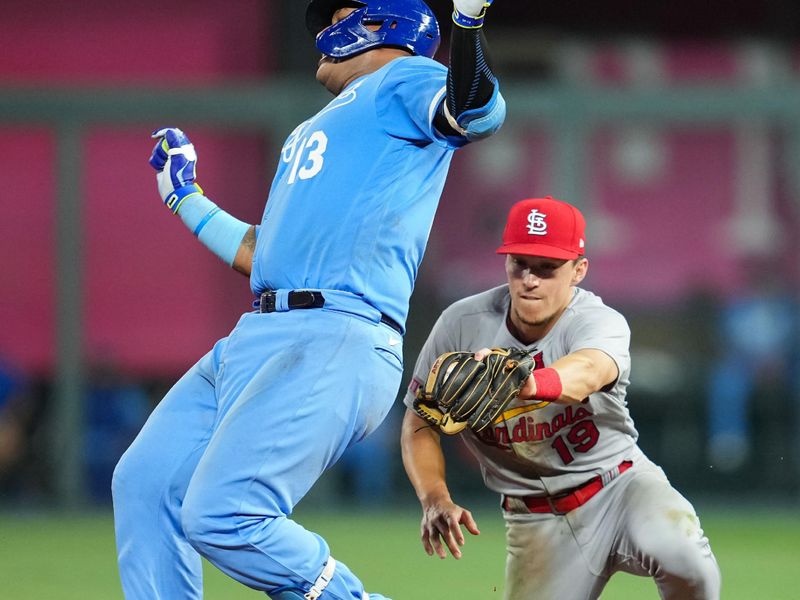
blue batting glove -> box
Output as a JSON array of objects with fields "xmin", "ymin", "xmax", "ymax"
[
  {"xmin": 453, "ymin": 0, "xmax": 493, "ymax": 28},
  {"xmin": 149, "ymin": 127, "xmax": 203, "ymax": 214}
]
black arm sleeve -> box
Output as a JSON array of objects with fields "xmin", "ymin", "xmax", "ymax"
[{"xmin": 433, "ymin": 26, "xmax": 499, "ymax": 136}]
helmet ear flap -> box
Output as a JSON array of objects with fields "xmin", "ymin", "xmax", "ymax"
[{"xmin": 306, "ymin": 0, "xmax": 367, "ymax": 36}]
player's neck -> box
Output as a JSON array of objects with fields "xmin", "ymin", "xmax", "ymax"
[{"xmin": 507, "ymin": 312, "xmax": 542, "ymax": 345}]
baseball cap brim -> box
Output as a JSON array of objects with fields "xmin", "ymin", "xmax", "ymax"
[{"xmin": 496, "ymin": 242, "xmax": 580, "ymax": 260}]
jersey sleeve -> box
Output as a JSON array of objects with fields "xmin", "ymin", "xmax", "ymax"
[
  {"xmin": 402, "ymin": 311, "xmax": 459, "ymax": 410},
  {"xmin": 375, "ymin": 57, "xmax": 469, "ymax": 150},
  {"xmin": 565, "ymin": 305, "xmax": 631, "ymax": 386}
]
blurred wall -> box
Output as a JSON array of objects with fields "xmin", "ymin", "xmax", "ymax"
[
  {"xmin": 0, "ymin": 0, "xmax": 274, "ymax": 375},
  {"xmin": 0, "ymin": 1, "xmax": 798, "ymax": 505}
]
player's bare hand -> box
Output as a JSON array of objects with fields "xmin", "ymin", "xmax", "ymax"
[{"xmin": 420, "ymin": 499, "xmax": 480, "ymax": 559}]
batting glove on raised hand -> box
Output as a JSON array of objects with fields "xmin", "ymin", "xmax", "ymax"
[
  {"xmin": 149, "ymin": 127, "xmax": 203, "ymax": 214},
  {"xmin": 453, "ymin": 0, "xmax": 493, "ymax": 28}
]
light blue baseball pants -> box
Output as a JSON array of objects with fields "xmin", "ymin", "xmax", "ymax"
[{"xmin": 112, "ymin": 294, "xmax": 402, "ymax": 599}]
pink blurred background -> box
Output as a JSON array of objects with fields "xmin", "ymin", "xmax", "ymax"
[{"xmin": 1, "ymin": 0, "xmax": 798, "ymax": 379}]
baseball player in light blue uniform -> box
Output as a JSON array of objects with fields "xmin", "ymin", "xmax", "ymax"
[{"xmin": 111, "ymin": 1, "xmax": 505, "ymax": 599}]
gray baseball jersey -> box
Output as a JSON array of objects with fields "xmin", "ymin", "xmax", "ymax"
[
  {"xmin": 404, "ymin": 284, "xmax": 639, "ymax": 496},
  {"xmin": 404, "ymin": 284, "xmax": 721, "ymax": 599}
]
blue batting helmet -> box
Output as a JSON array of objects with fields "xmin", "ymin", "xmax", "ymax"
[{"xmin": 306, "ymin": 0, "xmax": 440, "ymax": 60}]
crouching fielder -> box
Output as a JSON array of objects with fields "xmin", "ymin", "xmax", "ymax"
[{"xmin": 401, "ymin": 197, "xmax": 721, "ymax": 599}]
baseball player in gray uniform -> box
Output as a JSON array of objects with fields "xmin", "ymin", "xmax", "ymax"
[{"xmin": 401, "ymin": 197, "xmax": 721, "ymax": 599}]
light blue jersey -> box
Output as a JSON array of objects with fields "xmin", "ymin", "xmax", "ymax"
[
  {"xmin": 115, "ymin": 55, "xmax": 494, "ymax": 600},
  {"xmin": 251, "ymin": 56, "xmax": 466, "ymax": 330}
]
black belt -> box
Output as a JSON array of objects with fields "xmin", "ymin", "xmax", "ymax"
[{"xmin": 258, "ymin": 290, "xmax": 402, "ymax": 335}]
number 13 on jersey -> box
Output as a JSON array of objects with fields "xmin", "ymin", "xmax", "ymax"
[{"xmin": 283, "ymin": 129, "xmax": 328, "ymax": 185}]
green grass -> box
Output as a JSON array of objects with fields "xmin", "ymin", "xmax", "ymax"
[{"xmin": 0, "ymin": 507, "xmax": 798, "ymax": 599}]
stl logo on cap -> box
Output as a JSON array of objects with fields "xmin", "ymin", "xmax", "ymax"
[
  {"xmin": 526, "ymin": 209, "xmax": 547, "ymax": 236},
  {"xmin": 496, "ymin": 197, "xmax": 587, "ymax": 260}
]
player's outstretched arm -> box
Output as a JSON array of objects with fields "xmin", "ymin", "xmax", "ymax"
[
  {"xmin": 401, "ymin": 409, "xmax": 480, "ymax": 559},
  {"xmin": 434, "ymin": 0, "xmax": 505, "ymax": 141},
  {"xmin": 149, "ymin": 127, "xmax": 255, "ymax": 276},
  {"xmin": 474, "ymin": 347, "xmax": 619, "ymax": 405}
]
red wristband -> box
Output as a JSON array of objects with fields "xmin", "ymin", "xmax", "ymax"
[{"xmin": 532, "ymin": 368, "xmax": 562, "ymax": 401}]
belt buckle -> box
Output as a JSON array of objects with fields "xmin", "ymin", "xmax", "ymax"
[{"xmin": 259, "ymin": 291, "xmax": 277, "ymax": 313}]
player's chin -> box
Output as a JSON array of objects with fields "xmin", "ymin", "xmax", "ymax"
[
  {"xmin": 515, "ymin": 303, "xmax": 550, "ymax": 327},
  {"xmin": 315, "ymin": 60, "xmax": 340, "ymax": 90},
  {"xmin": 315, "ymin": 54, "xmax": 328, "ymax": 70},
  {"xmin": 317, "ymin": 54, "xmax": 343, "ymax": 72},
  {"xmin": 520, "ymin": 314, "xmax": 549, "ymax": 328}
]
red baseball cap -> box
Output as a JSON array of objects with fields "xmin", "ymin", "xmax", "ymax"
[{"xmin": 496, "ymin": 197, "xmax": 586, "ymax": 259}]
